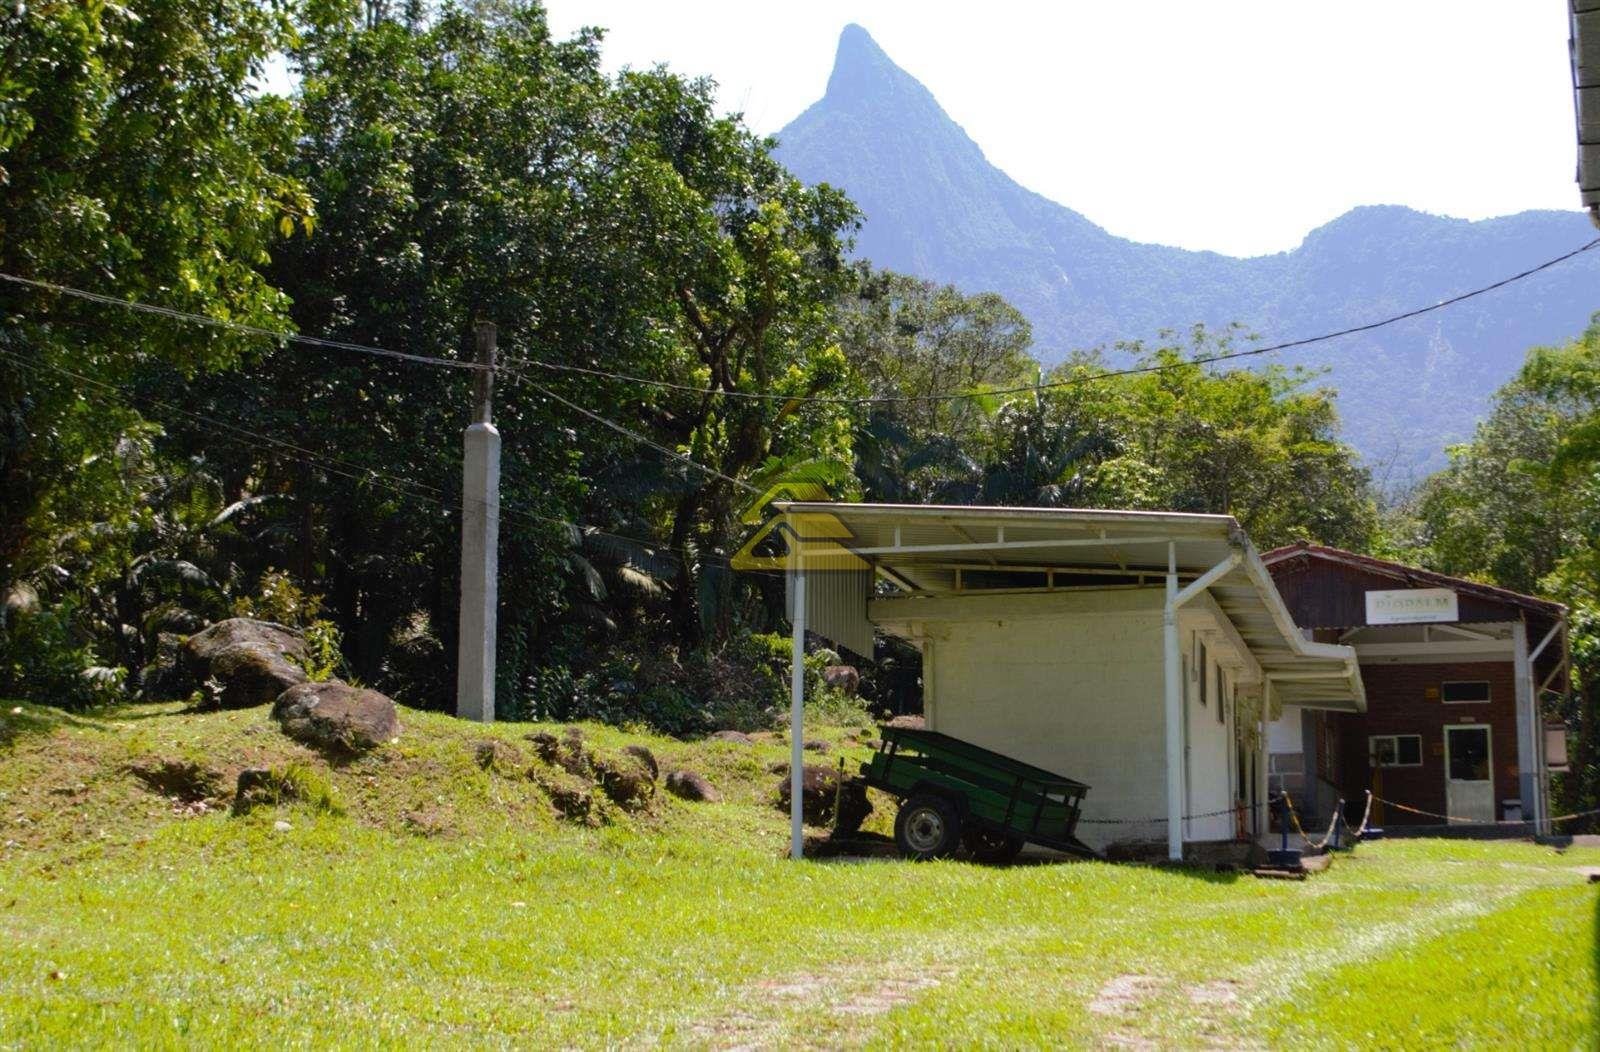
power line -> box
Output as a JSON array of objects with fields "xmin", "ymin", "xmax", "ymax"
[
  {"xmin": 527, "ymin": 380, "xmax": 761, "ymax": 494},
  {"xmin": 506, "ymin": 234, "xmax": 1600, "ymax": 405},
  {"xmin": 0, "ymin": 346, "xmax": 755, "ymax": 573},
  {"xmin": 0, "ymin": 272, "xmax": 490, "ymax": 372}
]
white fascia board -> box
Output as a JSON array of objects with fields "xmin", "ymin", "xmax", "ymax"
[
  {"xmin": 773, "ymin": 501, "xmax": 1237, "ymax": 543},
  {"xmin": 1239, "ymin": 543, "xmax": 1366, "ymax": 712}
]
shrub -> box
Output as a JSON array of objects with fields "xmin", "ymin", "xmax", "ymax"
[{"xmin": 0, "ymin": 600, "xmax": 120, "ymax": 710}]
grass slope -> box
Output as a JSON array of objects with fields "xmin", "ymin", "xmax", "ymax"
[{"xmin": 2, "ymin": 701, "xmax": 1596, "ymax": 1048}]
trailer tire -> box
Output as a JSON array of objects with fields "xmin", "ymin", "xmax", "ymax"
[
  {"xmin": 963, "ymin": 826, "xmax": 1025, "ymax": 865},
  {"xmin": 895, "ymin": 794, "xmax": 963, "ymax": 860}
]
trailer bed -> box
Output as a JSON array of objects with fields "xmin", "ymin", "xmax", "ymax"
[{"xmin": 861, "ymin": 726, "xmax": 1099, "ymax": 860}]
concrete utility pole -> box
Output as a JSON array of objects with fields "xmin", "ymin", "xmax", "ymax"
[{"xmin": 456, "ymin": 321, "xmax": 499, "ymax": 722}]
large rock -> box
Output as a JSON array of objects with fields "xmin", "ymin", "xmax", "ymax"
[
  {"xmin": 273, "ymin": 681, "xmax": 399, "ymax": 752},
  {"xmin": 208, "ymin": 643, "xmax": 307, "ymax": 709},
  {"xmin": 182, "ymin": 618, "xmax": 305, "ymax": 678},
  {"xmin": 774, "ymin": 764, "xmax": 842, "ymax": 825},
  {"xmin": 665, "ymin": 769, "xmax": 721, "ymax": 803},
  {"xmin": 182, "ymin": 619, "xmax": 309, "ymax": 708}
]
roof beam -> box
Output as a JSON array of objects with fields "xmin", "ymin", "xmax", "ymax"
[{"xmin": 844, "ymin": 535, "xmax": 1173, "ymax": 557}]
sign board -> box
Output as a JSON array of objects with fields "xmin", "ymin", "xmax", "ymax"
[{"xmin": 1365, "ymin": 588, "xmax": 1458, "ymax": 625}]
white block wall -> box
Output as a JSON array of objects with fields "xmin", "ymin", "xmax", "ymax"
[{"xmin": 903, "ymin": 588, "xmax": 1237, "ymax": 851}]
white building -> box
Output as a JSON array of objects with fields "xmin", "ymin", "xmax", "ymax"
[{"xmin": 777, "ymin": 503, "xmax": 1365, "ymax": 860}]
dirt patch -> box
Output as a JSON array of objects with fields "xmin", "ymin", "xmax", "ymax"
[
  {"xmin": 125, "ymin": 759, "xmax": 225, "ymax": 803},
  {"xmin": 1089, "ymin": 974, "xmax": 1160, "ymax": 1015},
  {"xmin": 693, "ymin": 961, "xmax": 954, "ymax": 1047},
  {"xmin": 1186, "ymin": 979, "xmax": 1242, "ymax": 1006}
]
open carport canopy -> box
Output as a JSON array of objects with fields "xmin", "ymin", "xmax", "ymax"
[{"xmin": 775, "ymin": 502, "xmax": 1365, "ymax": 712}]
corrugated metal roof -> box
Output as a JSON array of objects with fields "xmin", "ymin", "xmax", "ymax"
[
  {"xmin": 774, "ymin": 502, "xmax": 1366, "ymax": 712},
  {"xmin": 1572, "ymin": 2, "xmax": 1600, "ymax": 218}
]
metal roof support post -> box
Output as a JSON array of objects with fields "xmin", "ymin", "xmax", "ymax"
[
  {"xmin": 1512, "ymin": 619, "xmax": 1542, "ymax": 834},
  {"xmin": 1257, "ymin": 688, "xmax": 1271, "ymax": 843},
  {"xmin": 1164, "ymin": 542, "xmax": 1184, "ymax": 861},
  {"xmin": 790, "ymin": 565, "xmax": 807, "ymax": 861}
]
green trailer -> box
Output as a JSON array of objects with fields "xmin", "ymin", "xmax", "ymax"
[{"xmin": 861, "ymin": 725, "xmax": 1099, "ymax": 863}]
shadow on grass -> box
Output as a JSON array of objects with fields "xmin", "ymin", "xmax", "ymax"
[{"xmin": 0, "ymin": 703, "xmax": 120, "ymax": 750}]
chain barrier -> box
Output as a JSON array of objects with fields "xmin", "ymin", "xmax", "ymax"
[
  {"xmin": 1369, "ymin": 795, "xmax": 1600, "ymax": 828},
  {"xmin": 1076, "ymin": 804, "xmax": 1247, "ymax": 826}
]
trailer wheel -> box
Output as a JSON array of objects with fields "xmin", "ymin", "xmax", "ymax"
[
  {"xmin": 895, "ymin": 794, "xmax": 962, "ymax": 860},
  {"xmin": 963, "ymin": 827, "xmax": 1025, "ymax": 865}
]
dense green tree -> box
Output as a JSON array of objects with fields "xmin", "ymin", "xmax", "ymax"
[
  {"xmin": 1067, "ymin": 330, "xmax": 1378, "ymax": 551},
  {"xmin": 0, "ymin": 0, "xmax": 309, "ymax": 699},
  {"xmin": 842, "ymin": 269, "xmax": 1035, "ymax": 503},
  {"xmin": 1406, "ymin": 318, "xmax": 1600, "ymax": 826}
]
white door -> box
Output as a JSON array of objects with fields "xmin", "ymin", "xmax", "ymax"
[{"xmin": 1445, "ymin": 725, "xmax": 1494, "ymax": 824}]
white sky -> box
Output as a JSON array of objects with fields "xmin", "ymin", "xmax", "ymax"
[{"xmin": 544, "ymin": 1, "xmax": 1581, "ymax": 258}]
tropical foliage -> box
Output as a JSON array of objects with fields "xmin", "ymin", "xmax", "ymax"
[
  {"xmin": 0, "ymin": 0, "xmax": 1534, "ymax": 746},
  {"xmin": 1396, "ymin": 317, "xmax": 1600, "ymax": 824}
]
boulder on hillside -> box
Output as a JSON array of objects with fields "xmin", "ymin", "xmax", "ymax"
[
  {"xmin": 773, "ymin": 763, "xmax": 842, "ymax": 825},
  {"xmin": 182, "ymin": 619, "xmax": 309, "ymax": 709},
  {"xmin": 182, "ymin": 618, "xmax": 306, "ymax": 678},
  {"xmin": 822, "ymin": 665, "xmax": 860, "ymax": 695},
  {"xmin": 664, "ymin": 769, "xmax": 721, "ymax": 803},
  {"xmin": 709, "ymin": 730, "xmax": 754, "ymax": 746},
  {"xmin": 273, "ymin": 681, "xmax": 399, "ymax": 753},
  {"xmin": 208, "ymin": 643, "xmax": 307, "ymax": 709}
]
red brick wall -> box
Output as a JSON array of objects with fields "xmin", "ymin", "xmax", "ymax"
[{"xmin": 1330, "ymin": 661, "xmax": 1520, "ymax": 824}]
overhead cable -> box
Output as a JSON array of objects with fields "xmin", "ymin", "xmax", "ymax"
[
  {"xmin": 527, "ymin": 381, "xmax": 760, "ymax": 494},
  {"xmin": 507, "ymin": 235, "xmax": 1600, "ymax": 405},
  {"xmin": 0, "ymin": 346, "xmax": 754, "ymax": 572},
  {"xmin": 0, "ymin": 272, "xmax": 489, "ymax": 372}
]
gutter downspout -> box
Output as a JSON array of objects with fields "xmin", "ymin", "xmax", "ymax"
[{"xmin": 1165, "ymin": 547, "xmax": 1243, "ymax": 861}]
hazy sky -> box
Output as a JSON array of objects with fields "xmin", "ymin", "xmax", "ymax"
[{"xmin": 543, "ymin": 2, "xmax": 1580, "ymax": 258}]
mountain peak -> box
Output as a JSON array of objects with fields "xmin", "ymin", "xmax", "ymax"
[{"xmin": 825, "ymin": 24, "xmax": 926, "ymax": 107}]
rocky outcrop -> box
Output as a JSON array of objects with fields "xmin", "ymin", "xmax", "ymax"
[
  {"xmin": 709, "ymin": 730, "xmax": 754, "ymax": 745},
  {"xmin": 183, "ymin": 619, "xmax": 305, "ymax": 676},
  {"xmin": 209, "ymin": 643, "xmax": 307, "ymax": 708},
  {"xmin": 181, "ymin": 619, "xmax": 308, "ymax": 709},
  {"xmin": 664, "ymin": 770, "xmax": 721, "ymax": 803},
  {"xmin": 273, "ymin": 681, "xmax": 399, "ymax": 753},
  {"xmin": 774, "ymin": 764, "xmax": 841, "ymax": 825}
]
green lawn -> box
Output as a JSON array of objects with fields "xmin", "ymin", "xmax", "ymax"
[{"xmin": 1, "ymin": 701, "xmax": 1595, "ymax": 1049}]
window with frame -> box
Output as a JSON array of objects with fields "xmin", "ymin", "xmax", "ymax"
[
  {"xmin": 1441, "ymin": 681, "xmax": 1491, "ymax": 704},
  {"xmin": 1197, "ymin": 641, "xmax": 1208, "ymax": 708},
  {"xmin": 1216, "ymin": 665, "xmax": 1226, "ymax": 724},
  {"xmin": 1370, "ymin": 734, "xmax": 1423, "ymax": 768}
]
